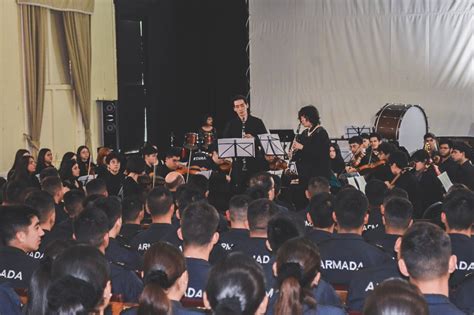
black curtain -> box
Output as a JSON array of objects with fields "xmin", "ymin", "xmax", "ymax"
[{"xmin": 115, "ymin": 0, "xmax": 249, "ymax": 155}]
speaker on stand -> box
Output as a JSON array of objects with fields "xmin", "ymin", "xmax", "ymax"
[{"xmin": 101, "ymin": 101, "xmax": 119, "ymax": 151}]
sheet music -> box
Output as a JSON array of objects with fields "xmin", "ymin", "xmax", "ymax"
[
  {"xmin": 437, "ymin": 172, "xmax": 453, "ymax": 192},
  {"xmin": 198, "ymin": 170, "xmax": 213, "ymax": 179},
  {"xmin": 267, "ymin": 170, "xmax": 284, "ymax": 177},
  {"xmin": 347, "ymin": 177, "xmax": 359, "ymax": 190},
  {"xmin": 217, "ymin": 138, "xmax": 255, "ymax": 158},
  {"xmin": 355, "ymin": 175, "xmax": 367, "ymax": 193},
  {"xmin": 258, "ymin": 134, "xmax": 285, "ymax": 156}
]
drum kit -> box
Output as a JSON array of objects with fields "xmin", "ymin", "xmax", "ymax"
[{"xmin": 183, "ymin": 131, "xmax": 215, "ymax": 151}]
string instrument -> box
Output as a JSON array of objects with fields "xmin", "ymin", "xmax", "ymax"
[
  {"xmin": 386, "ymin": 166, "xmax": 413, "ymax": 189},
  {"xmin": 218, "ymin": 159, "xmax": 232, "ymax": 172},
  {"xmin": 355, "ymin": 160, "xmax": 385, "ymax": 175},
  {"xmin": 349, "ymin": 147, "xmax": 366, "ymax": 168},
  {"xmin": 268, "ymin": 156, "xmax": 288, "ymax": 171},
  {"xmin": 176, "ymin": 165, "xmax": 206, "ymax": 176}
]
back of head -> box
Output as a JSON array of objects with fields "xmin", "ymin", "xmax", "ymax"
[
  {"xmin": 187, "ymin": 174, "xmax": 209, "ymax": 194},
  {"xmin": 39, "ymin": 167, "xmax": 59, "ymax": 181},
  {"xmin": 334, "ymin": 189, "xmax": 368, "ymax": 230},
  {"xmin": 175, "ymin": 183, "xmax": 205, "ymax": 211},
  {"xmin": 383, "ymin": 187, "xmax": 409, "ymax": 205},
  {"xmin": 267, "ymin": 214, "xmax": 304, "ymax": 252},
  {"xmin": 41, "ymin": 176, "xmax": 63, "ymax": 198},
  {"xmin": 378, "ymin": 142, "xmax": 394, "ymax": 155},
  {"xmin": 63, "ymin": 189, "xmax": 85, "ymax": 218},
  {"xmin": 442, "ymin": 188, "xmax": 474, "ymax": 231},
  {"xmin": 248, "ymin": 172, "xmax": 274, "ymax": 196},
  {"xmin": 93, "ymin": 196, "xmax": 122, "ymax": 231},
  {"xmin": 73, "ymin": 207, "xmax": 109, "ymax": 248},
  {"xmin": 164, "ymin": 171, "xmax": 185, "ymax": 191},
  {"xmin": 389, "ymin": 151, "xmax": 409, "ymax": 169},
  {"xmin": 400, "ymin": 222, "xmax": 451, "ymax": 281},
  {"xmin": 384, "ymin": 197, "xmax": 413, "ymax": 231},
  {"xmin": 139, "ymin": 242, "xmax": 187, "ymax": 315},
  {"xmin": 122, "ymin": 196, "xmax": 144, "ymax": 223},
  {"xmin": 228, "ymin": 194, "xmax": 251, "ymax": 223},
  {"xmin": 181, "ymin": 201, "xmax": 219, "ymax": 247},
  {"xmin": 146, "ymin": 186, "xmax": 173, "ymax": 217},
  {"xmin": 308, "ymin": 192, "xmax": 335, "ymax": 229},
  {"xmin": 24, "ymin": 190, "xmax": 55, "ymax": 226},
  {"xmin": 365, "ymin": 179, "xmax": 388, "ymax": 207},
  {"xmin": 206, "ymin": 252, "xmax": 266, "ymax": 315},
  {"xmin": 306, "ymin": 176, "xmax": 330, "ymax": 197},
  {"xmin": 247, "ymin": 199, "xmax": 280, "ymax": 232},
  {"xmin": 48, "ymin": 245, "xmax": 110, "ymax": 314},
  {"xmin": 0, "ymin": 205, "xmax": 38, "ymax": 246},
  {"xmin": 85, "ymin": 178, "xmax": 107, "ymax": 196},
  {"xmin": 275, "ymin": 238, "xmax": 321, "ymax": 315},
  {"xmin": 363, "ymin": 278, "xmax": 428, "ymax": 315},
  {"xmin": 4, "ymin": 180, "xmax": 29, "ymax": 204}
]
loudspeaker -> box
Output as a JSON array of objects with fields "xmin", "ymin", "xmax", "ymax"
[{"xmin": 101, "ymin": 101, "xmax": 119, "ymax": 150}]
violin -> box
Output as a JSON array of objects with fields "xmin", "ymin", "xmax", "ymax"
[
  {"xmin": 218, "ymin": 160, "xmax": 232, "ymax": 172},
  {"xmin": 355, "ymin": 160, "xmax": 385, "ymax": 175},
  {"xmin": 176, "ymin": 165, "xmax": 206, "ymax": 176},
  {"xmin": 268, "ymin": 157, "xmax": 288, "ymax": 171}
]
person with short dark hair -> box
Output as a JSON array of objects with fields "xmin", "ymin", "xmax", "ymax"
[
  {"xmin": 268, "ymin": 238, "xmax": 345, "ymax": 315},
  {"xmin": 364, "ymin": 133, "xmax": 382, "ymax": 165},
  {"xmin": 318, "ymin": 189, "xmax": 390, "ymax": 285},
  {"xmin": 119, "ymin": 196, "xmax": 145, "ymax": 244},
  {"xmin": 223, "ymin": 95, "xmax": 268, "ymax": 193},
  {"xmin": 249, "ymin": 171, "xmax": 277, "ymax": 201},
  {"xmin": 95, "ymin": 197, "xmax": 142, "ymax": 271},
  {"xmin": 363, "ymin": 179, "xmax": 388, "ymax": 242},
  {"xmin": 178, "ymin": 201, "xmax": 220, "ymax": 301},
  {"xmin": 141, "ymin": 143, "xmax": 159, "ymax": 176},
  {"xmin": 219, "ymin": 194, "xmax": 251, "ymax": 252},
  {"xmin": 39, "ymin": 166, "xmax": 59, "ymax": 182},
  {"xmin": 0, "ymin": 205, "xmax": 44, "ymax": 288},
  {"xmin": 386, "ymin": 151, "xmax": 418, "ymax": 213},
  {"xmin": 423, "ymin": 132, "xmax": 438, "ymax": 157},
  {"xmin": 73, "ymin": 206, "xmax": 143, "ymax": 302},
  {"xmin": 398, "ymin": 222, "xmax": 464, "ymax": 315},
  {"xmin": 363, "ymin": 278, "xmax": 428, "ymax": 315},
  {"xmin": 451, "ymin": 141, "xmax": 474, "ymax": 190},
  {"xmin": 441, "ymin": 189, "xmax": 474, "ymax": 287},
  {"xmin": 164, "ymin": 171, "xmax": 185, "ymax": 192},
  {"xmin": 41, "ymin": 175, "xmax": 68, "ymax": 225},
  {"xmin": 98, "ymin": 152, "xmax": 125, "ymax": 196},
  {"xmin": 24, "ymin": 190, "xmax": 56, "ymax": 259},
  {"xmin": 205, "ymin": 252, "xmax": 268, "ymax": 315},
  {"xmin": 232, "ymin": 199, "xmax": 280, "ymax": 295},
  {"xmin": 438, "ymin": 139, "xmax": 458, "ymax": 179},
  {"xmin": 367, "ymin": 142, "xmax": 395, "ymax": 183},
  {"xmin": 121, "ymin": 156, "xmax": 146, "ymax": 199},
  {"xmin": 131, "ymin": 187, "xmax": 180, "ymax": 254},
  {"xmin": 85, "ymin": 178, "xmax": 108, "ymax": 197},
  {"xmin": 292, "ymin": 105, "xmax": 332, "ymax": 187},
  {"xmin": 306, "ymin": 192, "xmax": 335, "ymax": 244},
  {"xmin": 156, "ymin": 149, "xmax": 181, "ymax": 179}
]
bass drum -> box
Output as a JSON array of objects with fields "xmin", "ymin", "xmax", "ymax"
[{"xmin": 374, "ymin": 104, "xmax": 428, "ymax": 153}]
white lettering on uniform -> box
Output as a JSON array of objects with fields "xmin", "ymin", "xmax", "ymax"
[
  {"xmin": 220, "ymin": 243, "xmax": 232, "ymax": 251},
  {"xmin": 138, "ymin": 243, "xmax": 150, "ymax": 251},
  {"xmin": 0, "ymin": 270, "xmax": 22, "ymax": 280},
  {"xmin": 186, "ymin": 287, "xmax": 203, "ymax": 298},
  {"xmin": 253, "ymin": 255, "xmax": 270, "ymax": 264},
  {"xmin": 28, "ymin": 251, "xmax": 44, "ymax": 259},
  {"xmin": 321, "ymin": 260, "xmax": 363, "ymax": 271},
  {"xmin": 365, "ymin": 282, "xmax": 375, "ymax": 292},
  {"xmin": 457, "ymin": 261, "xmax": 474, "ymax": 271}
]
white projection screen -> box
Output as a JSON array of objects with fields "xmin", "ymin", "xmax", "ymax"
[{"xmin": 248, "ymin": 0, "xmax": 473, "ymax": 141}]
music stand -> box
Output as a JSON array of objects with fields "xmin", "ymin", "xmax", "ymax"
[
  {"xmin": 258, "ymin": 134, "xmax": 285, "ymax": 156},
  {"xmin": 217, "ymin": 138, "xmax": 255, "ymax": 159},
  {"xmin": 269, "ymin": 129, "xmax": 295, "ymax": 159}
]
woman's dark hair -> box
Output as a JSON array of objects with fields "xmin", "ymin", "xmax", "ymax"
[
  {"xmin": 37, "ymin": 148, "xmax": 52, "ymax": 174},
  {"xmin": 201, "ymin": 113, "xmax": 214, "ymax": 126},
  {"xmin": 363, "ymin": 278, "xmax": 428, "ymax": 315},
  {"xmin": 76, "ymin": 145, "xmax": 91, "ymax": 162},
  {"xmin": 9, "ymin": 149, "xmax": 30, "ymax": 173},
  {"xmin": 329, "ymin": 143, "xmax": 342, "ymax": 159},
  {"xmin": 59, "ymin": 159, "xmax": 78, "ymax": 181},
  {"xmin": 26, "ymin": 240, "xmax": 77, "ymax": 315},
  {"xmin": 274, "ymin": 238, "xmax": 321, "ymax": 315},
  {"xmin": 12, "ymin": 155, "xmax": 34, "ymax": 183},
  {"xmin": 47, "ymin": 245, "xmax": 110, "ymax": 314},
  {"xmin": 298, "ymin": 105, "xmax": 320, "ymax": 126},
  {"xmin": 59, "ymin": 152, "xmax": 76, "ymax": 172},
  {"xmin": 139, "ymin": 242, "xmax": 187, "ymax": 315},
  {"xmin": 206, "ymin": 252, "xmax": 266, "ymax": 315}
]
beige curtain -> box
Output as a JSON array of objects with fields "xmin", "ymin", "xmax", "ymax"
[
  {"xmin": 62, "ymin": 11, "xmax": 92, "ymax": 149},
  {"xmin": 17, "ymin": 0, "xmax": 94, "ymax": 15},
  {"xmin": 21, "ymin": 5, "xmax": 47, "ymax": 157}
]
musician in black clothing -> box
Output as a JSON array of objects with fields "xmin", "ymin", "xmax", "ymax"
[
  {"xmin": 361, "ymin": 133, "xmax": 382, "ymax": 165},
  {"xmin": 141, "ymin": 143, "xmax": 159, "ymax": 176},
  {"xmin": 291, "ymin": 105, "xmax": 331, "ymax": 186},
  {"xmin": 438, "ymin": 139, "xmax": 457, "ymax": 180},
  {"xmin": 386, "ymin": 151, "xmax": 419, "ymax": 217},
  {"xmin": 451, "ymin": 141, "xmax": 474, "ymax": 191},
  {"xmin": 155, "ymin": 149, "xmax": 181, "ymax": 179},
  {"xmin": 222, "ymin": 95, "xmax": 267, "ymax": 192},
  {"xmin": 98, "ymin": 152, "xmax": 125, "ymax": 196},
  {"xmin": 368, "ymin": 142, "xmax": 395, "ymax": 183},
  {"xmin": 121, "ymin": 156, "xmax": 145, "ymax": 199}
]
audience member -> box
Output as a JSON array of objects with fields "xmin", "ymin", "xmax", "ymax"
[{"xmin": 306, "ymin": 192, "xmax": 335, "ymax": 244}]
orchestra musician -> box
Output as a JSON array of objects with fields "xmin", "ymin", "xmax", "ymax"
[
  {"xmin": 291, "ymin": 105, "xmax": 331, "ymax": 186},
  {"xmin": 141, "ymin": 143, "xmax": 159, "ymax": 176},
  {"xmin": 361, "ymin": 132, "xmax": 382, "ymax": 165},
  {"xmin": 223, "ymin": 95, "xmax": 267, "ymax": 192},
  {"xmin": 155, "ymin": 149, "xmax": 182, "ymax": 179},
  {"xmin": 198, "ymin": 113, "xmax": 217, "ymax": 150},
  {"xmin": 423, "ymin": 132, "xmax": 438, "ymax": 157},
  {"xmin": 345, "ymin": 136, "xmax": 365, "ymax": 173}
]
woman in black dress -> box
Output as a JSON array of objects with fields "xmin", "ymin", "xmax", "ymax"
[
  {"xmin": 59, "ymin": 159, "xmax": 83, "ymax": 191},
  {"xmin": 36, "ymin": 148, "xmax": 55, "ymax": 175},
  {"xmin": 329, "ymin": 143, "xmax": 345, "ymax": 177},
  {"xmin": 291, "ymin": 105, "xmax": 331, "ymax": 186},
  {"xmin": 12, "ymin": 155, "xmax": 40, "ymax": 189}
]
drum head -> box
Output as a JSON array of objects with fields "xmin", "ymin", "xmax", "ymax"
[{"xmin": 398, "ymin": 106, "xmax": 427, "ymax": 153}]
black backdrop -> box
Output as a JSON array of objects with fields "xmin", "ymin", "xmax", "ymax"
[{"xmin": 114, "ymin": 0, "xmax": 250, "ymax": 154}]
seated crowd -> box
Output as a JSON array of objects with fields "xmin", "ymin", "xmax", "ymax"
[{"xmin": 0, "ymin": 142, "xmax": 472, "ymax": 315}]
